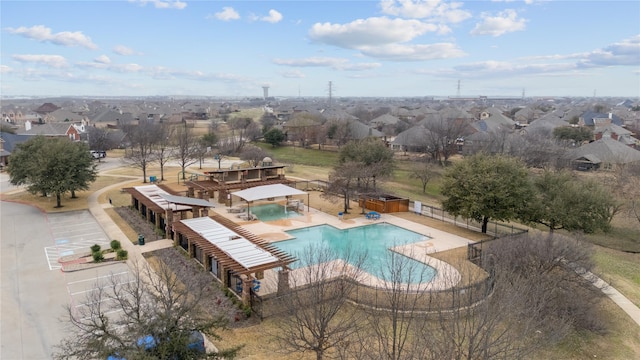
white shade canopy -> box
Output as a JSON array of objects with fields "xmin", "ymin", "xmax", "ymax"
[{"xmin": 232, "ymin": 184, "xmax": 307, "ymax": 202}]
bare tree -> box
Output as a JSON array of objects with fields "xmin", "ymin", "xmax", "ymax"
[
  {"xmin": 53, "ymin": 260, "xmax": 238, "ymax": 360},
  {"xmin": 509, "ymin": 130, "xmax": 569, "ymax": 169},
  {"xmin": 154, "ymin": 123, "xmax": 174, "ymax": 181},
  {"xmin": 174, "ymin": 123, "xmax": 200, "ymax": 179},
  {"xmin": 227, "ymin": 117, "xmax": 254, "ymax": 152},
  {"xmin": 123, "ymin": 120, "xmax": 162, "ymax": 183},
  {"xmin": 606, "ymin": 162, "xmax": 640, "ymax": 226},
  {"xmin": 421, "ymin": 232, "xmax": 606, "ymax": 360},
  {"xmin": 86, "ymin": 126, "xmax": 116, "ymax": 159},
  {"xmin": 410, "ymin": 160, "xmax": 437, "ymax": 194},
  {"xmin": 353, "ymin": 249, "xmax": 434, "ymax": 360},
  {"xmin": 273, "ymin": 245, "xmax": 366, "ymax": 360},
  {"xmin": 239, "ymin": 144, "xmax": 271, "ymax": 167},
  {"xmin": 324, "ymin": 161, "xmax": 364, "ymax": 214},
  {"xmin": 421, "ymin": 115, "xmax": 470, "ymax": 164}
]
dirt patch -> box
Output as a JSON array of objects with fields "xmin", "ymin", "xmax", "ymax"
[
  {"xmin": 113, "ymin": 206, "xmax": 164, "ymax": 243},
  {"xmin": 146, "ymin": 247, "xmax": 259, "ymax": 328}
]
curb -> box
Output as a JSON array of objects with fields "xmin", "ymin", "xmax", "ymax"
[{"xmin": 61, "ymin": 259, "xmax": 127, "ymax": 273}]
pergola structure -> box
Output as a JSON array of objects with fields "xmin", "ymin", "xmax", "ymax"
[
  {"xmin": 124, "ymin": 184, "xmax": 215, "ymax": 238},
  {"xmin": 171, "ymin": 213, "xmax": 295, "ymax": 306},
  {"xmin": 184, "ymin": 164, "xmax": 292, "ymax": 206}
]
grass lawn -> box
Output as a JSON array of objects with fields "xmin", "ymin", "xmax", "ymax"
[{"xmin": 1, "ymin": 175, "xmax": 133, "ymax": 213}]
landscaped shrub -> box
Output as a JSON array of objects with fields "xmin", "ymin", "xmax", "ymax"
[
  {"xmin": 116, "ymin": 249, "xmax": 128, "ymax": 261},
  {"xmin": 110, "ymin": 240, "xmax": 122, "ymax": 251},
  {"xmin": 92, "ymin": 251, "xmax": 104, "ymax": 263},
  {"xmin": 90, "ymin": 244, "xmax": 101, "ymax": 253},
  {"xmin": 242, "ymin": 304, "xmax": 252, "ymax": 318}
]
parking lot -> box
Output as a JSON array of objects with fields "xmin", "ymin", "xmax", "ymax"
[
  {"xmin": 65, "ymin": 264, "xmax": 132, "ymax": 323},
  {"xmin": 44, "ymin": 210, "xmax": 112, "ymax": 270},
  {"xmin": 1, "ymin": 201, "xmax": 131, "ymax": 359}
]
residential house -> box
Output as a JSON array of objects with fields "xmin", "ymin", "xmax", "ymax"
[
  {"xmin": 19, "ymin": 121, "xmax": 83, "ymax": 141},
  {"xmin": 567, "ymin": 138, "xmax": 640, "ymax": 170},
  {"xmin": 578, "ymin": 111, "xmax": 624, "ymax": 127},
  {"xmin": 391, "ymin": 125, "xmax": 431, "ymax": 152},
  {"xmin": 0, "ymin": 132, "xmax": 31, "ymax": 169},
  {"xmin": 593, "ymin": 124, "xmax": 638, "ymax": 148},
  {"xmin": 0, "ymin": 137, "xmax": 8, "ymax": 170}
]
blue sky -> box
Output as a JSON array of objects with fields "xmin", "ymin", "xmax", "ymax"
[{"xmin": 1, "ymin": 0, "xmax": 639, "ymax": 98}]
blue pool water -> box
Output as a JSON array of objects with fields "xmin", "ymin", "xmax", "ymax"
[
  {"xmin": 250, "ymin": 203, "xmax": 301, "ymax": 222},
  {"xmin": 276, "ymin": 223, "xmax": 436, "ymax": 284}
]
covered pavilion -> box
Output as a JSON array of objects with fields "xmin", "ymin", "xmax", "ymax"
[
  {"xmin": 232, "ymin": 184, "xmax": 309, "ymax": 217},
  {"xmin": 171, "ymin": 214, "xmax": 295, "ymax": 306},
  {"xmin": 124, "ymin": 184, "xmax": 215, "ymax": 238}
]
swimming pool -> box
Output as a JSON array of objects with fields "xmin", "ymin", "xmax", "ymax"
[
  {"xmin": 275, "ymin": 223, "xmax": 436, "ymax": 284},
  {"xmin": 250, "ymin": 203, "xmax": 302, "ymax": 222}
]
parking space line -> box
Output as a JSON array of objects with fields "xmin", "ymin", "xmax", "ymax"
[
  {"xmin": 67, "ymin": 271, "xmax": 129, "ymax": 285},
  {"xmin": 70, "ymin": 280, "xmax": 136, "ymax": 296}
]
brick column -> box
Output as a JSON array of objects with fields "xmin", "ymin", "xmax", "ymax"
[
  {"xmin": 203, "ymin": 254, "xmax": 211, "ymax": 273},
  {"xmin": 242, "ymin": 277, "xmax": 252, "ymax": 306},
  {"xmin": 165, "ymin": 209, "xmax": 174, "ymax": 238},
  {"xmin": 154, "ymin": 212, "xmax": 160, "ymax": 229},
  {"xmin": 277, "ymin": 269, "xmax": 290, "ymax": 294},
  {"xmin": 221, "ymin": 266, "xmax": 229, "ymax": 288}
]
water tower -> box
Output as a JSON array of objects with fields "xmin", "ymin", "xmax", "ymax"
[{"xmin": 262, "ymin": 85, "xmax": 270, "ymax": 100}]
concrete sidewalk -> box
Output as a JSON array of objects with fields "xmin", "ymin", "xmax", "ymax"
[{"xmin": 86, "ymin": 180, "xmax": 173, "ymax": 270}]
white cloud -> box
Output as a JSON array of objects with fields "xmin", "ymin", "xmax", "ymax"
[
  {"xmin": 93, "ymin": 55, "xmax": 111, "ymax": 64},
  {"xmin": 470, "ymin": 9, "xmax": 526, "ymax": 37},
  {"xmin": 261, "ymin": 9, "xmax": 283, "ymax": 24},
  {"xmin": 1, "ymin": 65, "xmax": 12, "ymax": 73},
  {"xmin": 112, "ymin": 63, "xmax": 145, "ymax": 73},
  {"xmin": 379, "ymin": 0, "xmax": 471, "ymax": 23},
  {"xmin": 272, "ymin": 56, "xmax": 380, "ymax": 71},
  {"xmin": 129, "ymin": 0, "xmax": 187, "ymax": 10},
  {"xmin": 454, "ymin": 60, "xmax": 576, "ymax": 76},
  {"xmin": 11, "ymin": 54, "xmax": 68, "ymax": 68},
  {"xmin": 94, "ymin": 55, "xmax": 111, "ymax": 64},
  {"xmin": 491, "ymin": 0, "xmax": 540, "ymax": 4},
  {"xmin": 113, "ymin": 45, "xmax": 141, "ymax": 56},
  {"xmin": 7, "ymin": 25, "xmax": 98, "ymax": 49},
  {"xmin": 309, "ymin": 17, "xmax": 440, "ymax": 48},
  {"xmin": 580, "ymin": 35, "xmax": 640, "ymax": 67},
  {"xmin": 279, "ymin": 69, "xmax": 306, "ymax": 78},
  {"xmin": 359, "ymin": 42, "xmax": 466, "ymax": 61},
  {"xmin": 213, "ymin": 7, "xmax": 240, "ymax": 21},
  {"xmin": 428, "ymin": 35, "xmax": 640, "ymax": 81},
  {"xmin": 272, "ymin": 57, "xmax": 349, "ymax": 67}
]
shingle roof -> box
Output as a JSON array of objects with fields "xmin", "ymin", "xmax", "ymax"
[
  {"xmin": 568, "ymin": 138, "xmax": 640, "ymax": 164},
  {"xmin": 19, "ymin": 123, "xmax": 75, "ymax": 136}
]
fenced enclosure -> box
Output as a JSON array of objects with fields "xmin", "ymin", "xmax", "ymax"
[
  {"xmin": 288, "ymin": 179, "xmax": 529, "ymax": 238},
  {"xmin": 253, "ymin": 274, "xmax": 494, "ymax": 320}
]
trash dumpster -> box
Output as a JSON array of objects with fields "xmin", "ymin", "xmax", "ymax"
[{"xmin": 138, "ymin": 234, "xmax": 145, "ymax": 245}]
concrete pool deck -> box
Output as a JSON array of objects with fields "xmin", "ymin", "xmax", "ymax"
[{"xmin": 209, "ymin": 204, "xmax": 476, "ymax": 294}]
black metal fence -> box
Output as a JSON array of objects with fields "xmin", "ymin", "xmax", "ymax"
[
  {"xmin": 289, "ymin": 179, "xmax": 529, "ymax": 238},
  {"xmin": 254, "ymin": 274, "xmax": 495, "ymax": 320}
]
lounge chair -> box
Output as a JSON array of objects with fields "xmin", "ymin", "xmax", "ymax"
[{"xmin": 366, "ymin": 211, "xmax": 381, "ymax": 220}]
